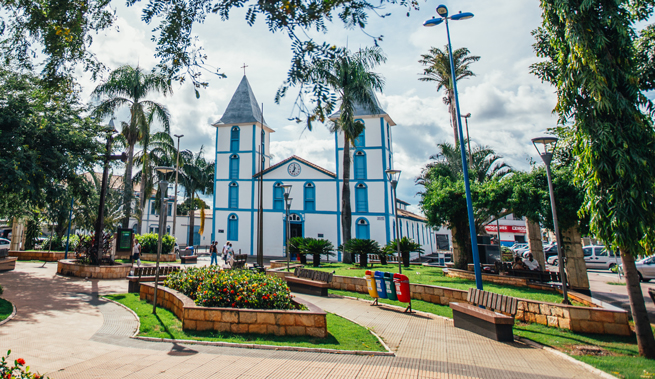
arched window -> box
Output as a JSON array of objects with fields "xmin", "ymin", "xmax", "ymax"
[
  {"xmin": 353, "ymin": 120, "xmax": 365, "ymax": 147},
  {"xmin": 356, "ymin": 218, "xmax": 370, "ymax": 239},
  {"xmin": 273, "ymin": 182, "xmax": 284, "ymax": 210},
  {"xmin": 229, "ymin": 154, "xmax": 239, "ymax": 179},
  {"xmin": 289, "ymin": 214, "xmax": 302, "ymax": 222},
  {"xmin": 304, "ymin": 182, "xmax": 315, "ymax": 212},
  {"xmin": 227, "ymin": 214, "xmax": 238, "ymax": 241},
  {"xmin": 355, "ymin": 183, "xmax": 368, "ymax": 212},
  {"xmin": 230, "ymin": 126, "xmax": 240, "ymax": 152},
  {"xmin": 354, "ymin": 151, "xmax": 367, "ymax": 180},
  {"xmin": 228, "ymin": 182, "xmax": 238, "ymax": 209}
]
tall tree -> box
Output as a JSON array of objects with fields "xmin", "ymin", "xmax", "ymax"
[
  {"xmin": 418, "ymin": 46, "xmax": 480, "ymax": 145},
  {"xmin": 532, "ymin": 0, "xmax": 655, "ymax": 358},
  {"xmin": 178, "ymin": 147, "xmax": 214, "ymax": 246},
  {"xmin": 91, "ymin": 65, "xmax": 173, "ymax": 230},
  {"xmin": 288, "ymin": 47, "xmax": 386, "ymax": 262}
]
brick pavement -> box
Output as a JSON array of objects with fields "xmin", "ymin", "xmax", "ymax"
[{"xmin": 0, "ymin": 261, "xmax": 600, "ymax": 378}]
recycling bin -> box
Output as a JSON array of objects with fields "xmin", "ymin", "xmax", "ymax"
[
  {"xmin": 365, "ymin": 270, "xmax": 379, "ymax": 298},
  {"xmin": 383, "ymin": 272, "xmax": 398, "ymax": 301},
  {"xmin": 374, "ymin": 271, "xmax": 388, "ymax": 299},
  {"xmin": 393, "ymin": 273, "xmax": 411, "ymax": 303}
]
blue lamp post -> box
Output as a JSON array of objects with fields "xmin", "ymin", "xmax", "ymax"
[{"xmin": 424, "ymin": 5, "xmax": 483, "ymax": 290}]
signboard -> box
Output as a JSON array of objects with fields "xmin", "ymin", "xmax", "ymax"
[
  {"xmin": 484, "ymin": 225, "xmax": 527, "ymax": 234},
  {"xmin": 116, "ymin": 228, "xmax": 134, "ymax": 252}
]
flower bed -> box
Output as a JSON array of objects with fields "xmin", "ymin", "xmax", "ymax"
[{"xmin": 164, "ymin": 266, "xmax": 297, "ymax": 310}]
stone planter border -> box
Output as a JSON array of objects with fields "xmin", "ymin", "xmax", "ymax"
[
  {"xmin": 9, "ymin": 250, "xmax": 66, "ymax": 262},
  {"xmin": 57, "ymin": 259, "xmax": 132, "ymax": 279},
  {"xmin": 140, "ymin": 253, "xmax": 177, "ymax": 262},
  {"xmin": 139, "ymin": 283, "xmax": 328, "ymax": 338}
]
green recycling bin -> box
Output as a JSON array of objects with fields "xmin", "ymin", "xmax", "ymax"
[{"xmin": 383, "ymin": 272, "xmax": 398, "ymax": 300}]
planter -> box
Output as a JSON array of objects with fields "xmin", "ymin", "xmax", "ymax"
[
  {"xmin": 140, "ymin": 253, "xmax": 177, "ymax": 262},
  {"xmin": 9, "ymin": 250, "xmax": 66, "ymax": 262},
  {"xmin": 57, "ymin": 259, "xmax": 132, "ymax": 279}
]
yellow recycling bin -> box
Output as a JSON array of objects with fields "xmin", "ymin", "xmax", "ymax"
[{"xmin": 365, "ymin": 270, "xmax": 379, "ymax": 300}]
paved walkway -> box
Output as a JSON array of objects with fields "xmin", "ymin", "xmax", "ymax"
[{"xmin": 0, "ymin": 262, "xmax": 599, "ymax": 378}]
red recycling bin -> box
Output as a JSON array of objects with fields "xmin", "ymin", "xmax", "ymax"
[{"xmin": 393, "ymin": 273, "xmax": 411, "ymax": 303}]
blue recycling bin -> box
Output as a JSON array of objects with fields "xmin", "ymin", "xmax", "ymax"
[{"xmin": 374, "ymin": 271, "xmax": 388, "ymax": 299}]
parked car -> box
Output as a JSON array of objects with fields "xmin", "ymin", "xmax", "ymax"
[
  {"xmin": 634, "ymin": 255, "xmax": 655, "ymax": 282},
  {"xmin": 543, "ymin": 244, "xmax": 559, "ymax": 263},
  {"xmin": 0, "ymin": 238, "xmax": 10, "ymax": 247},
  {"xmin": 583, "ymin": 245, "xmax": 620, "ymax": 270},
  {"xmin": 510, "ymin": 243, "xmax": 528, "ymax": 252}
]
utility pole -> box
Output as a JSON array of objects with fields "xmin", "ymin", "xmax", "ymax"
[{"xmin": 172, "ymin": 134, "xmax": 184, "ymax": 239}]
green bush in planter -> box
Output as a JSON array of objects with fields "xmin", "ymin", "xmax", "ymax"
[
  {"xmin": 287, "ymin": 236, "xmax": 307, "ymax": 264},
  {"xmin": 343, "ymin": 239, "xmax": 381, "ymax": 268},
  {"xmin": 300, "ymin": 238, "xmax": 335, "ymax": 267},
  {"xmin": 136, "ymin": 233, "xmax": 175, "ymax": 255},
  {"xmin": 384, "ymin": 237, "xmax": 423, "ymax": 267},
  {"xmin": 40, "ymin": 234, "xmax": 80, "ymax": 251}
]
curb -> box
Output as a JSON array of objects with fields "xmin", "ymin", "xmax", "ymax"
[
  {"xmin": 0, "ymin": 302, "xmax": 17, "ymax": 326},
  {"xmin": 516, "ymin": 337, "xmax": 618, "ymax": 379},
  {"xmin": 324, "ymin": 311, "xmax": 395, "ymax": 355},
  {"xmin": 101, "ymin": 297, "xmax": 141, "ymax": 338},
  {"xmin": 133, "ymin": 336, "xmax": 395, "ymax": 356},
  {"xmin": 329, "ymin": 294, "xmax": 453, "ymax": 322}
]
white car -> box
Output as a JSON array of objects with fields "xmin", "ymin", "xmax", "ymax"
[
  {"xmin": 584, "ymin": 245, "xmax": 620, "ymax": 270},
  {"xmin": 510, "ymin": 243, "xmax": 528, "ymax": 252},
  {"xmin": 635, "ymin": 255, "xmax": 655, "ymax": 282},
  {"xmin": 0, "ymin": 238, "xmax": 10, "ymax": 247}
]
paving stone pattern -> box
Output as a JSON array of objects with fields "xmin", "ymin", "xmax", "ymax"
[{"xmin": 0, "ymin": 262, "xmax": 599, "ymax": 378}]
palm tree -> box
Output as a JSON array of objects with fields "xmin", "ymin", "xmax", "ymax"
[
  {"xmin": 311, "ymin": 47, "xmax": 386, "ymax": 262},
  {"xmin": 418, "ymin": 46, "xmax": 480, "ymax": 145},
  {"xmin": 91, "ymin": 65, "xmax": 173, "ymax": 229},
  {"xmin": 385, "ymin": 237, "xmax": 424, "ymax": 267},
  {"xmin": 178, "ymin": 147, "xmax": 214, "ymax": 247}
]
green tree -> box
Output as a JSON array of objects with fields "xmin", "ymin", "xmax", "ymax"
[
  {"xmin": 179, "ymin": 147, "xmax": 214, "ymax": 246},
  {"xmin": 91, "ymin": 65, "xmax": 173, "ymax": 229},
  {"xmin": 300, "ymin": 238, "xmax": 335, "ymax": 267},
  {"xmin": 418, "ymin": 46, "xmax": 480, "ymax": 145},
  {"xmin": 343, "ymin": 238, "xmax": 381, "ymax": 268},
  {"xmin": 384, "ymin": 237, "xmax": 424, "ymax": 267},
  {"xmin": 280, "ymin": 47, "xmax": 385, "ymax": 262},
  {"xmin": 532, "ymin": 0, "xmax": 655, "ymax": 358}
]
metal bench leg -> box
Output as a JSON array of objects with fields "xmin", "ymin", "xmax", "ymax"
[
  {"xmin": 404, "ymin": 301, "xmax": 413, "ymax": 313},
  {"xmin": 371, "ymin": 298, "xmax": 379, "ymax": 306}
]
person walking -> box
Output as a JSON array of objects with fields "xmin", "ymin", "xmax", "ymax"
[
  {"xmin": 132, "ymin": 237, "xmax": 141, "ymax": 267},
  {"xmin": 210, "ymin": 241, "xmax": 218, "ymax": 266},
  {"xmin": 226, "ymin": 242, "xmax": 234, "ymax": 268},
  {"xmin": 221, "ymin": 241, "xmax": 229, "ymax": 263}
]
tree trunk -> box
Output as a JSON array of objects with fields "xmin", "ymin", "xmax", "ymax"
[
  {"xmin": 341, "ymin": 137, "xmax": 353, "ymax": 263},
  {"xmin": 561, "ymin": 226, "xmax": 590, "ymax": 294},
  {"xmin": 379, "ymin": 255, "xmax": 387, "ymax": 265},
  {"xmin": 137, "ymin": 148, "xmax": 150, "ymax": 235},
  {"xmin": 299, "ymin": 254, "xmax": 307, "ymax": 265},
  {"xmin": 526, "ymin": 219, "xmax": 545, "ymax": 268},
  {"xmin": 402, "ymin": 251, "xmax": 410, "ymax": 267},
  {"xmin": 187, "ymin": 192, "xmax": 195, "ymax": 246},
  {"xmin": 312, "ymin": 254, "xmax": 320, "ymax": 267},
  {"xmin": 449, "ymin": 92, "xmax": 458, "ymax": 145},
  {"xmin": 121, "ymin": 143, "xmax": 135, "ymax": 228},
  {"xmin": 620, "ymin": 249, "xmax": 655, "ymax": 359},
  {"xmin": 359, "ymin": 253, "xmax": 367, "ymax": 268}
]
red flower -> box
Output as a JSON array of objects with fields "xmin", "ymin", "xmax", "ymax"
[{"xmin": 16, "ymin": 358, "xmax": 25, "ymax": 365}]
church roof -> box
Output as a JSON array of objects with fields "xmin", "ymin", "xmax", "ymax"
[
  {"xmin": 397, "ymin": 208, "xmax": 428, "ymax": 222},
  {"xmin": 253, "ymin": 155, "xmax": 336, "ymax": 178},
  {"xmin": 214, "ymin": 75, "xmax": 267, "ymax": 126},
  {"xmin": 328, "ymin": 91, "xmax": 396, "ymax": 125}
]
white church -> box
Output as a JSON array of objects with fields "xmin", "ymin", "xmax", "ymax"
[{"xmin": 210, "ymin": 75, "xmax": 447, "ymax": 261}]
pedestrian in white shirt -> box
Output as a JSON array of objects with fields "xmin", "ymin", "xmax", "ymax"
[{"xmin": 522, "ymin": 253, "xmax": 540, "ymax": 271}]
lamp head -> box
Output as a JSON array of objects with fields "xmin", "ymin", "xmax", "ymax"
[
  {"xmin": 155, "ymin": 166, "xmax": 176, "ymax": 175},
  {"xmin": 174, "ymin": 134, "xmax": 184, "ymax": 139},
  {"xmin": 423, "ymin": 17, "xmax": 444, "ymax": 27},
  {"xmin": 450, "ymin": 11, "xmax": 474, "ymax": 20},
  {"xmin": 436, "ymin": 4, "xmax": 448, "ymax": 17},
  {"xmin": 280, "ymin": 184, "xmax": 292, "ymax": 196},
  {"xmin": 385, "ymin": 169, "xmax": 402, "ymax": 184},
  {"xmin": 531, "ymin": 136, "xmax": 558, "ymax": 155},
  {"xmin": 463, "ymin": 113, "xmax": 471, "ymax": 118}
]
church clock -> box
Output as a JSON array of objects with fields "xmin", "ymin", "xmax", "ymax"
[{"xmin": 288, "ymin": 162, "xmax": 301, "ymax": 176}]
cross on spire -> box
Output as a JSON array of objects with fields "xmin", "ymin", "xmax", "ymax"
[{"xmin": 241, "ymin": 63, "xmax": 248, "ymax": 75}]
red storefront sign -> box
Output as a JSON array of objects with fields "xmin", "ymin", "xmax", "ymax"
[{"xmin": 484, "ymin": 225, "xmax": 527, "ymax": 234}]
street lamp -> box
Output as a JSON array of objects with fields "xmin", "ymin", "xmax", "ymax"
[
  {"xmin": 424, "ymin": 5, "xmax": 483, "ymax": 290},
  {"xmin": 385, "ymin": 169, "xmax": 403, "ymax": 274},
  {"xmin": 463, "ymin": 113, "xmax": 472, "ymax": 163},
  {"xmin": 532, "ymin": 137, "xmax": 569, "ymax": 304},
  {"xmin": 152, "ymin": 166, "xmax": 175, "ymax": 314},
  {"xmin": 281, "ymin": 184, "xmax": 292, "ymax": 272},
  {"xmin": 172, "ymin": 134, "xmax": 184, "ymax": 239}
]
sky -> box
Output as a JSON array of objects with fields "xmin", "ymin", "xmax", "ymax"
[{"xmin": 79, "ymin": 0, "xmax": 558, "ymax": 214}]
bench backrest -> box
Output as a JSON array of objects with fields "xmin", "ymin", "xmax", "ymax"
[
  {"xmin": 231, "ymin": 254, "xmax": 247, "ymax": 269},
  {"xmin": 135, "ymin": 266, "xmax": 180, "ymax": 278},
  {"xmin": 467, "ymin": 288, "xmax": 518, "ymax": 316},
  {"xmin": 293, "ymin": 267, "xmax": 333, "ymax": 283},
  {"xmin": 0, "ymin": 248, "xmax": 8, "ymax": 259}
]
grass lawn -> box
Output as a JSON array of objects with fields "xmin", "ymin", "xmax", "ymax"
[
  {"xmin": 104, "ymin": 293, "xmax": 385, "ymax": 352},
  {"xmin": 0, "ymin": 298, "xmax": 13, "ymax": 321},
  {"xmin": 312, "ymin": 263, "xmax": 570, "ymax": 304}
]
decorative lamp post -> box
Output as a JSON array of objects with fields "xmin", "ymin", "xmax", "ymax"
[
  {"xmin": 463, "ymin": 113, "xmax": 472, "ymax": 163},
  {"xmin": 64, "ymin": 196, "xmax": 74, "ymax": 259},
  {"xmin": 424, "ymin": 4, "xmax": 483, "ymax": 289},
  {"xmin": 152, "ymin": 166, "xmax": 175, "ymax": 314},
  {"xmin": 172, "ymin": 134, "xmax": 184, "ymax": 239},
  {"xmin": 531, "ymin": 137, "xmax": 569, "ymax": 304},
  {"xmin": 385, "ymin": 169, "xmax": 403, "ymax": 274},
  {"xmin": 281, "ymin": 184, "xmax": 293, "ymax": 272}
]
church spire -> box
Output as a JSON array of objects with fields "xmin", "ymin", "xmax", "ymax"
[{"xmin": 215, "ymin": 75, "xmax": 267, "ymax": 126}]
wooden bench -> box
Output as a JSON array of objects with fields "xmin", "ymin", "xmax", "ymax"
[
  {"xmin": 180, "ymin": 249, "xmax": 197, "ymax": 264},
  {"xmin": 231, "ymin": 254, "xmax": 247, "ymax": 269},
  {"xmin": 284, "ymin": 267, "xmax": 333, "ymax": 296},
  {"xmin": 127, "ymin": 266, "xmax": 180, "ymax": 293},
  {"xmin": 450, "ymin": 288, "xmax": 518, "ymax": 342},
  {"xmin": 495, "ymin": 262, "xmax": 561, "ymax": 282}
]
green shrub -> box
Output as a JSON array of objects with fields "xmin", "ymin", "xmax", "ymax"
[
  {"xmin": 137, "ymin": 233, "xmax": 175, "ymax": 254},
  {"xmin": 300, "ymin": 238, "xmax": 335, "ymax": 267},
  {"xmin": 164, "ymin": 267, "xmax": 296, "ymax": 310},
  {"xmin": 40, "ymin": 235, "xmax": 80, "ymax": 251},
  {"xmin": 0, "ymin": 284, "xmax": 3, "ymax": 296},
  {"xmin": 344, "ymin": 239, "xmax": 381, "ymax": 268}
]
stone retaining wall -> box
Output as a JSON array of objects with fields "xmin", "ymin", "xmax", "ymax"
[
  {"xmin": 140, "ymin": 283, "xmax": 328, "ymax": 337},
  {"xmin": 57, "ymin": 259, "xmax": 132, "ymax": 279},
  {"xmin": 446, "ymin": 268, "xmax": 531, "ymax": 287},
  {"xmin": 9, "ymin": 250, "xmax": 66, "ymax": 262},
  {"xmin": 140, "ymin": 253, "xmax": 177, "ymax": 262}
]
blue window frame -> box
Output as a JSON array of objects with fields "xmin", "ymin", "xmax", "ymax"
[
  {"xmin": 354, "ymin": 151, "xmax": 366, "ymax": 180},
  {"xmin": 393, "ymin": 221, "xmax": 396, "ymax": 240},
  {"xmin": 355, "ymin": 183, "xmax": 368, "ymax": 212},
  {"xmin": 304, "ymin": 182, "xmax": 315, "ymax": 212},
  {"xmin": 229, "ymin": 154, "xmax": 239, "ymax": 179},
  {"xmin": 356, "ymin": 218, "xmax": 370, "ymax": 239},
  {"xmin": 353, "ymin": 120, "xmax": 365, "ymax": 147},
  {"xmin": 400, "ymin": 221, "xmax": 403, "ymax": 238},
  {"xmin": 227, "ymin": 214, "xmax": 238, "ymax": 241},
  {"xmin": 406, "ymin": 221, "xmax": 410, "ymax": 239},
  {"xmin": 273, "ymin": 182, "xmax": 284, "ymax": 210},
  {"xmin": 230, "ymin": 126, "xmax": 240, "ymax": 152},
  {"xmin": 228, "ymin": 182, "xmax": 238, "ymax": 209}
]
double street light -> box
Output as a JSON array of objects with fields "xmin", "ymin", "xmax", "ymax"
[
  {"xmin": 424, "ymin": 5, "xmax": 483, "ymax": 289},
  {"xmin": 532, "ymin": 137, "xmax": 569, "ymax": 304},
  {"xmin": 172, "ymin": 134, "xmax": 184, "ymax": 239},
  {"xmin": 152, "ymin": 166, "xmax": 175, "ymax": 314},
  {"xmin": 281, "ymin": 184, "xmax": 293, "ymax": 272},
  {"xmin": 385, "ymin": 169, "xmax": 403, "ymax": 274}
]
